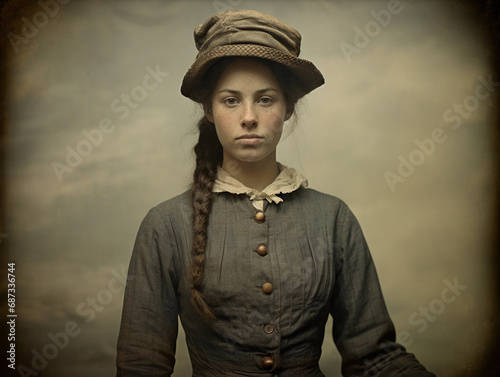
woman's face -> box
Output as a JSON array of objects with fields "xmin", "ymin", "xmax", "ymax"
[{"xmin": 206, "ymin": 58, "xmax": 292, "ymax": 169}]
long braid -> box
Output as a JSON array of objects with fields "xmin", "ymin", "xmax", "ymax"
[{"xmin": 190, "ymin": 116, "xmax": 222, "ymax": 321}]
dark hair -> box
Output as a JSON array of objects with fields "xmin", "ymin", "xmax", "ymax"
[{"xmin": 189, "ymin": 57, "xmax": 303, "ymax": 320}]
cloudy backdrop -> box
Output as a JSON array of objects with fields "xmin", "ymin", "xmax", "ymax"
[{"xmin": 2, "ymin": 0, "xmax": 498, "ymax": 376}]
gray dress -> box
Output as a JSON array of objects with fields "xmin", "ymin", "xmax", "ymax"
[{"xmin": 116, "ymin": 187, "xmax": 436, "ymax": 376}]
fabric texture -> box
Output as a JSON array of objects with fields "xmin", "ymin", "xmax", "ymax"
[
  {"xmin": 116, "ymin": 177, "xmax": 436, "ymax": 376},
  {"xmin": 180, "ymin": 9, "xmax": 324, "ymax": 101}
]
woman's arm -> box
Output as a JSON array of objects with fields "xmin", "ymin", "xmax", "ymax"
[
  {"xmin": 116, "ymin": 207, "xmax": 179, "ymax": 376},
  {"xmin": 330, "ymin": 201, "xmax": 436, "ymax": 377}
]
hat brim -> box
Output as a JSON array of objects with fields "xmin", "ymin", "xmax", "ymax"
[{"xmin": 181, "ymin": 44, "xmax": 324, "ymax": 102}]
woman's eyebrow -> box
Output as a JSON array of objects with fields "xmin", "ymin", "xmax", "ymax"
[{"xmin": 217, "ymin": 88, "xmax": 280, "ymax": 94}]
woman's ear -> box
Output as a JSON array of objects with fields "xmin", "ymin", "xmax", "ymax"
[
  {"xmin": 204, "ymin": 106, "xmax": 214, "ymax": 123},
  {"xmin": 284, "ymin": 106, "xmax": 294, "ymax": 122}
]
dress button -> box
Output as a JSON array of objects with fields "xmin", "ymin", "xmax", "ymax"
[
  {"xmin": 254, "ymin": 212, "xmax": 265, "ymax": 222},
  {"xmin": 256, "ymin": 244, "xmax": 268, "ymax": 256},
  {"xmin": 262, "ymin": 282, "xmax": 273, "ymax": 294},
  {"xmin": 262, "ymin": 356, "xmax": 274, "ymax": 369},
  {"xmin": 263, "ymin": 323, "xmax": 274, "ymax": 334}
]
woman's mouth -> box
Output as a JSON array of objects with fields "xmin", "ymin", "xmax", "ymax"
[{"xmin": 236, "ymin": 134, "xmax": 263, "ymax": 144}]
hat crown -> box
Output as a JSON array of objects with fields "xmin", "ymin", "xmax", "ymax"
[{"xmin": 194, "ymin": 9, "xmax": 301, "ymax": 57}]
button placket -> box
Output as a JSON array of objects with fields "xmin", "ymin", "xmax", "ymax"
[{"xmin": 249, "ymin": 207, "xmax": 279, "ymax": 372}]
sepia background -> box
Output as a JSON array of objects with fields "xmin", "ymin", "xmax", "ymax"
[{"xmin": 1, "ymin": 0, "xmax": 498, "ymax": 376}]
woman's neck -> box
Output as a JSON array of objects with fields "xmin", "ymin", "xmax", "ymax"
[{"xmin": 222, "ymin": 154, "xmax": 280, "ymax": 192}]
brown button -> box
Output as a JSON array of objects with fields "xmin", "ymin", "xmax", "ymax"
[
  {"xmin": 263, "ymin": 323, "xmax": 274, "ymax": 334},
  {"xmin": 262, "ymin": 356, "xmax": 274, "ymax": 369},
  {"xmin": 254, "ymin": 212, "xmax": 265, "ymax": 222},
  {"xmin": 262, "ymin": 282, "xmax": 273, "ymax": 294},
  {"xmin": 256, "ymin": 244, "xmax": 268, "ymax": 256}
]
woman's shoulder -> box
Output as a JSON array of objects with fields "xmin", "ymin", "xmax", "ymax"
[
  {"xmin": 140, "ymin": 190, "xmax": 192, "ymax": 228},
  {"xmin": 294, "ymin": 186, "xmax": 349, "ymax": 211},
  {"xmin": 154, "ymin": 190, "xmax": 191, "ymax": 213},
  {"xmin": 295, "ymin": 188, "xmax": 365, "ymax": 237}
]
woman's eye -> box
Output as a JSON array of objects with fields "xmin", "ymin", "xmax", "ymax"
[
  {"xmin": 259, "ymin": 97, "xmax": 273, "ymax": 105},
  {"xmin": 224, "ymin": 98, "xmax": 238, "ymax": 105}
]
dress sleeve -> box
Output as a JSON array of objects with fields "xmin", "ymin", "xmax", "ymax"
[
  {"xmin": 330, "ymin": 201, "xmax": 436, "ymax": 377},
  {"xmin": 116, "ymin": 207, "xmax": 179, "ymax": 376}
]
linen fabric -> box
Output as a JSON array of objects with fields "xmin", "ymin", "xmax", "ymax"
[{"xmin": 116, "ymin": 183, "xmax": 436, "ymax": 376}]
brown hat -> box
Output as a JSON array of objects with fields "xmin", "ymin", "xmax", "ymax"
[{"xmin": 181, "ymin": 9, "xmax": 325, "ymax": 101}]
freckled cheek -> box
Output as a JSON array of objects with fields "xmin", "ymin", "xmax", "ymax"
[
  {"xmin": 213, "ymin": 112, "xmax": 237, "ymax": 140},
  {"xmin": 267, "ymin": 113, "xmax": 285, "ymax": 136},
  {"xmin": 215, "ymin": 113, "xmax": 232, "ymax": 126},
  {"xmin": 214, "ymin": 111, "xmax": 235, "ymax": 129}
]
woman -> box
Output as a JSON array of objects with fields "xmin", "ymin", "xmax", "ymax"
[{"xmin": 117, "ymin": 9, "xmax": 436, "ymax": 376}]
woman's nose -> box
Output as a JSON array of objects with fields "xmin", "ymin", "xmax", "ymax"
[{"xmin": 240, "ymin": 103, "xmax": 257, "ymax": 128}]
